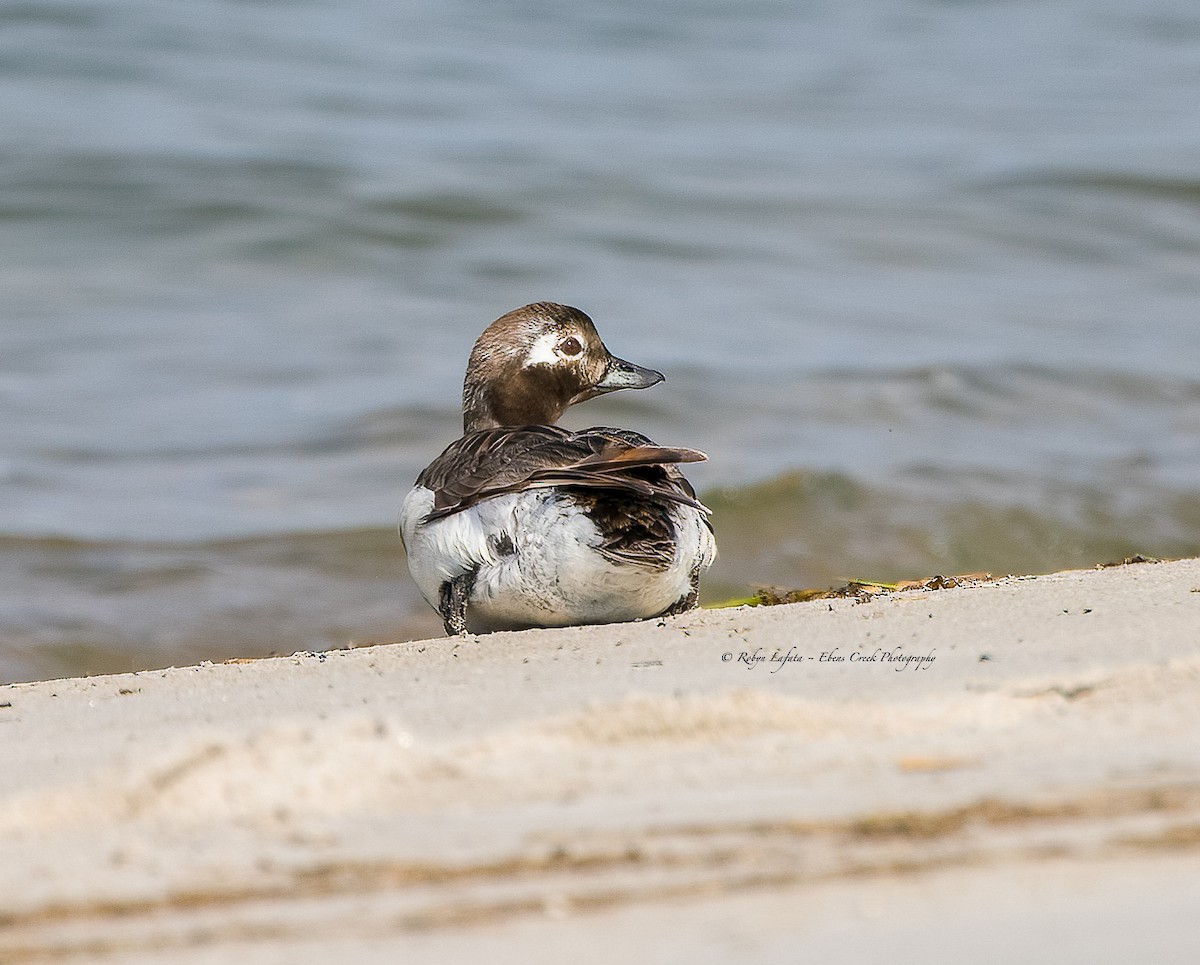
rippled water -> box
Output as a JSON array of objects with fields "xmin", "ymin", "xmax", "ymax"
[{"xmin": 2, "ymin": 0, "xmax": 1199, "ymax": 681}]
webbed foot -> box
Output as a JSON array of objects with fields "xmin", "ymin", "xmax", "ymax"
[{"xmin": 438, "ymin": 568, "xmax": 478, "ymax": 635}]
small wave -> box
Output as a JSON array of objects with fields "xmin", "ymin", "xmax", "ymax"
[
  {"xmin": 0, "ymin": 528, "xmax": 441, "ymax": 685},
  {"xmin": 361, "ymin": 192, "xmax": 526, "ymax": 227},
  {"xmin": 702, "ymin": 469, "xmax": 1200, "ymax": 602},
  {"xmin": 982, "ymin": 168, "xmax": 1200, "ymax": 204},
  {"xmin": 4, "ymin": 153, "xmax": 537, "ymax": 264},
  {"xmin": 5, "ymin": 152, "xmax": 345, "ymax": 216},
  {"xmin": 794, "ymin": 362, "xmax": 1200, "ymax": 423},
  {"xmin": 0, "ymin": 1, "xmax": 104, "ymax": 28}
]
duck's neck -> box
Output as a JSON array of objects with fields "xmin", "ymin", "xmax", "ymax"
[{"xmin": 462, "ymin": 367, "xmax": 572, "ymax": 433}]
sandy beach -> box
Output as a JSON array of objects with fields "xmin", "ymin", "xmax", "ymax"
[{"xmin": 3, "ymin": 557, "xmax": 1200, "ymax": 963}]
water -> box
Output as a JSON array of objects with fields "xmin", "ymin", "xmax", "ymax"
[{"xmin": 2, "ymin": 0, "xmax": 1199, "ymax": 682}]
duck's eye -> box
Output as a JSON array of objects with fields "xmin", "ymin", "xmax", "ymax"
[{"xmin": 558, "ymin": 336, "xmax": 583, "ymax": 357}]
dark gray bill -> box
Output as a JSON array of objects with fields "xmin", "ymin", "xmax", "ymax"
[{"xmin": 594, "ymin": 355, "xmax": 665, "ymax": 394}]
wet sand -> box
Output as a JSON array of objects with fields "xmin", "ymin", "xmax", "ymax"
[{"xmin": 3, "ymin": 558, "xmax": 1200, "ymax": 963}]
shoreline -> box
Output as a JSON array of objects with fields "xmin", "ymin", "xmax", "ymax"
[{"xmin": 4, "ymin": 558, "xmax": 1200, "ymax": 963}]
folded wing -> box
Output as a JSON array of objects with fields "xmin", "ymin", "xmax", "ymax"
[{"xmin": 417, "ymin": 425, "xmax": 710, "ymax": 523}]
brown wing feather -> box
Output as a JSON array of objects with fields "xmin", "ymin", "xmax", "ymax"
[
  {"xmin": 416, "ymin": 425, "xmax": 710, "ymax": 523},
  {"xmin": 570, "ymin": 444, "xmax": 708, "ymax": 471}
]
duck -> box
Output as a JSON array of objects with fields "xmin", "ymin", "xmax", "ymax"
[{"xmin": 399, "ymin": 301, "xmax": 716, "ymax": 635}]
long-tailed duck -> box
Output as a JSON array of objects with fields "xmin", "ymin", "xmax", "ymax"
[{"xmin": 400, "ymin": 301, "xmax": 716, "ymax": 635}]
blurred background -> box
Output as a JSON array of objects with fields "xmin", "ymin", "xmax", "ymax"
[{"xmin": 2, "ymin": 0, "xmax": 1199, "ymax": 682}]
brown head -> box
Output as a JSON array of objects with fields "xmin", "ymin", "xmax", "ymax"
[{"xmin": 461, "ymin": 302, "xmax": 664, "ymax": 432}]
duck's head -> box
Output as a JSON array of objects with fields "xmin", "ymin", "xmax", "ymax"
[{"xmin": 461, "ymin": 302, "xmax": 664, "ymax": 432}]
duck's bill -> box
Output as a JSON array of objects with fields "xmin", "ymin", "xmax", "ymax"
[{"xmin": 593, "ymin": 355, "xmax": 665, "ymax": 394}]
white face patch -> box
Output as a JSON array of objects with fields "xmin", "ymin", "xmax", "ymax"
[{"xmin": 523, "ymin": 331, "xmax": 566, "ymax": 368}]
